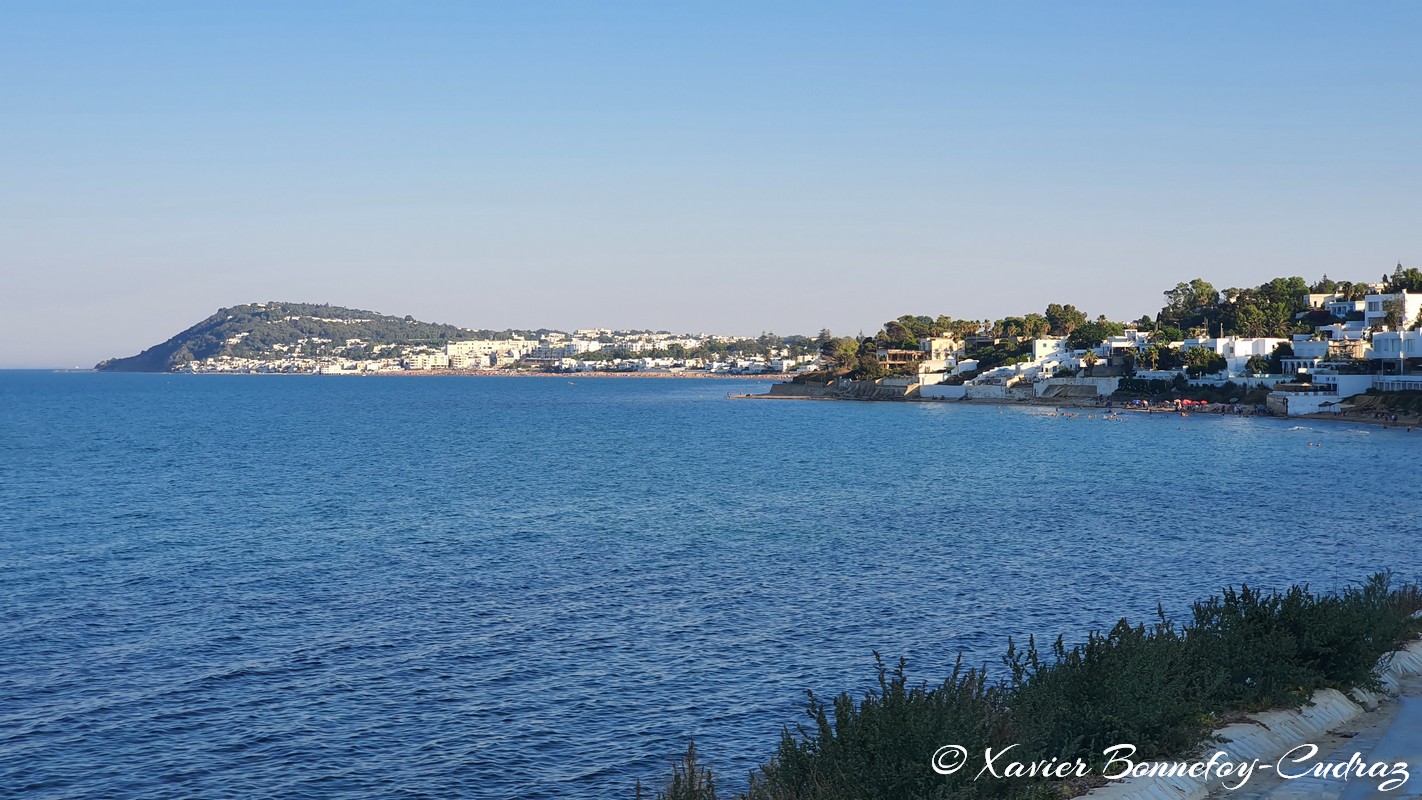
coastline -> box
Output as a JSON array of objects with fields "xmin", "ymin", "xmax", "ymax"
[
  {"xmin": 376, "ymin": 370, "xmax": 791, "ymax": 380},
  {"xmin": 737, "ymin": 387, "xmax": 1422, "ymax": 430},
  {"xmin": 63, "ymin": 369, "xmax": 1422, "ymax": 430},
  {"xmin": 93, "ymin": 369, "xmax": 794, "ymax": 380}
]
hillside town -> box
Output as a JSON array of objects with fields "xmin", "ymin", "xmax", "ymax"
[
  {"xmin": 179, "ymin": 326, "xmax": 821, "ymax": 377},
  {"xmin": 165, "ymin": 271, "xmax": 1422, "ymax": 418},
  {"xmin": 762, "ymin": 275, "xmax": 1422, "ymax": 418}
]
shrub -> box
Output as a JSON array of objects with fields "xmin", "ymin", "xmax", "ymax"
[
  {"xmin": 1007, "ymin": 616, "xmax": 1215, "ymax": 762},
  {"xmin": 645, "ymin": 741, "xmax": 718, "ymax": 800},
  {"xmin": 1188, "ymin": 574, "xmax": 1421, "ymax": 709},
  {"xmin": 744, "ymin": 654, "xmax": 1027, "ymax": 800},
  {"xmin": 642, "ymin": 575, "xmax": 1422, "ymax": 799}
]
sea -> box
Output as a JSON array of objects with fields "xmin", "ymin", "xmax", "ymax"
[{"xmin": 2, "ymin": 371, "xmax": 1420, "ymax": 799}]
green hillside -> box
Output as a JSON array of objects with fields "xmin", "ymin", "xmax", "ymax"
[{"xmin": 95, "ymin": 302, "xmax": 509, "ymax": 372}]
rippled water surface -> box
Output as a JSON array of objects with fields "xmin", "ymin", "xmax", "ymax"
[{"xmin": 2, "ymin": 372, "xmax": 1420, "ymax": 798}]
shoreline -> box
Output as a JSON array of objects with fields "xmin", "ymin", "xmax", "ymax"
[
  {"xmin": 737, "ymin": 389, "xmax": 1422, "ymax": 430},
  {"xmin": 391, "ymin": 370, "xmax": 791, "ymax": 380},
  {"xmin": 61, "ymin": 370, "xmax": 1422, "ymax": 430},
  {"xmin": 88, "ymin": 369, "xmax": 793, "ymax": 380}
]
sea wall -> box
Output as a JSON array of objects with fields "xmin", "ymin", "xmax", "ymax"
[
  {"xmin": 1034, "ymin": 376, "xmax": 1120, "ymax": 397},
  {"xmin": 1267, "ymin": 391, "xmax": 1343, "ymax": 417},
  {"xmin": 966, "ymin": 384, "xmax": 1007, "ymax": 400},
  {"xmin": 920, "ymin": 384, "xmax": 967, "ymax": 400},
  {"xmin": 765, "ymin": 382, "xmax": 837, "ymax": 398},
  {"xmin": 761, "ymin": 380, "xmax": 915, "ymax": 401}
]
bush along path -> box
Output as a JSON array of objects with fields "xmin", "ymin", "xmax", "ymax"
[{"xmin": 640, "ymin": 574, "xmax": 1422, "ymax": 800}]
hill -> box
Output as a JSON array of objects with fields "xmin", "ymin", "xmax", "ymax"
[{"xmin": 94, "ymin": 302, "xmax": 516, "ymax": 372}]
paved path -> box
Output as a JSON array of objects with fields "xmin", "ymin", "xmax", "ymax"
[{"xmin": 1211, "ymin": 675, "xmax": 1422, "ymax": 799}]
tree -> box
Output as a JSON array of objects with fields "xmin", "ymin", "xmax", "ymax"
[
  {"xmin": 1311, "ymin": 275, "xmax": 1338, "ymax": 294},
  {"xmin": 1161, "ymin": 279, "xmax": 1220, "ymax": 327},
  {"xmin": 1383, "ymin": 298, "xmax": 1406, "ymax": 329},
  {"xmin": 1268, "ymin": 342, "xmax": 1294, "ymax": 374},
  {"xmin": 1385, "ymin": 264, "xmax": 1422, "ymax": 293},
  {"xmin": 949, "ymin": 319, "xmax": 981, "ymax": 339},
  {"xmin": 855, "ymin": 353, "xmax": 887, "ymax": 380},
  {"xmin": 1341, "ymin": 281, "xmax": 1369, "ymax": 301},
  {"xmin": 1256, "ymin": 276, "xmax": 1309, "ymax": 307},
  {"xmin": 1233, "ymin": 303, "xmax": 1267, "ymax": 337},
  {"xmin": 1022, "ymin": 313, "xmax": 1050, "ymax": 339},
  {"xmin": 1140, "ymin": 345, "xmax": 1161, "ymax": 370},
  {"xmin": 881, "ymin": 321, "xmax": 916, "ymax": 349},
  {"xmin": 1119, "ymin": 347, "xmax": 1138, "ymax": 376},
  {"xmin": 1045, "ymin": 303, "xmax": 1088, "ymax": 336},
  {"xmin": 1183, "ymin": 347, "xmax": 1226, "ymax": 377},
  {"xmin": 897, "ymin": 315, "xmax": 939, "ymax": 339},
  {"xmin": 998, "ymin": 317, "xmax": 1026, "ymax": 338},
  {"xmin": 1155, "ymin": 346, "xmax": 1185, "ymax": 371},
  {"xmin": 1067, "ymin": 320, "xmax": 1125, "ymax": 351},
  {"xmin": 1245, "ymin": 354, "xmax": 1271, "ymax": 375},
  {"xmin": 1154, "ymin": 325, "xmax": 1185, "ymax": 344},
  {"xmin": 821, "ymin": 337, "xmax": 859, "ymax": 374},
  {"xmin": 1082, "ymin": 350, "xmax": 1100, "ymax": 376}
]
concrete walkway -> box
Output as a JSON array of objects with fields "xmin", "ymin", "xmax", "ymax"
[{"xmin": 1211, "ymin": 675, "xmax": 1422, "ymax": 800}]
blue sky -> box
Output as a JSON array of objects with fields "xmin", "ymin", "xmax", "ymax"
[{"xmin": 2, "ymin": 1, "xmax": 1419, "ymax": 367}]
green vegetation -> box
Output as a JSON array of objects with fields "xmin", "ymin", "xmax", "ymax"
[
  {"xmin": 643, "ymin": 575, "xmax": 1422, "ymax": 800},
  {"xmin": 1157, "ymin": 277, "xmax": 1314, "ymax": 338},
  {"xmin": 1066, "ymin": 321, "xmax": 1123, "ymax": 351},
  {"xmin": 845, "ymin": 269, "xmax": 1414, "ymax": 371},
  {"xmin": 1268, "ymin": 342, "xmax": 1294, "ymax": 375},
  {"xmin": 813, "ymin": 268, "xmax": 1397, "ymax": 386},
  {"xmin": 1181, "ymin": 347, "xmax": 1227, "ymax": 378},
  {"xmin": 107, "ymin": 265, "xmax": 1419, "ymax": 374},
  {"xmin": 1154, "ymin": 269, "xmax": 1421, "ymax": 338},
  {"xmin": 639, "ymin": 742, "xmax": 719, "ymax": 800},
  {"xmin": 971, "ymin": 339, "xmax": 1033, "ymax": 372},
  {"xmin": 1114, "ymin": 378, "xmax": 1269, "ymax": 405},
  {"xmin": 94, "ymin": 302, "xmax": 527, "ymax": 372},
  {"xmin": 826, "ymin": 272, "xmax": 1374, "ymax": 386},
  {"xmin": 1381, "ymin": 264, "xmax": 1422, "ymax": 294},
  {"xmin": 583, "ymin": 334, "xmax": 819, "ymax": 365}
]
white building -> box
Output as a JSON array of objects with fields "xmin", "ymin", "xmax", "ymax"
[
  {"xmin": 1281, "ymin": 340, "xmax": 1328, "ymax": 374},
  {"xmin": 448, "ymin": 352, "xmax": 494, "ymax": 369},
  {"xmin": 1313, "ymin": 322, "xmax": 1368, "ymax": 341},
  {"xmin": 1363, "ymin": 291, "xmax": 1422, "ymax": 330},
  {"xmin": 1031, "ymin": 337, "xmax": 1066, "ymax": 361},
  {"xmin": 1104, "ymin": 329, "xmax": 1153, "ymax": 352},
  {"xmin": 447, "ymin": 339, "xmax": 537, "ymax": 359},
  {"xmin": 1180, "ymin": 336, "xmax": 1286, "ymax": 374},
  {"xmin": 1325, "ymin": 298, "xmax": 1365, "ymax": 319},
  {"xmin": 1367, "ymin": 330, "xmax": 1422, "ymax": 362},
  {"xmin": 919, "ymin": 336, "xmax": 963, "ymax": 362},
  {"xmin": 404, "ymin": 351, "xmax": 450, "ymax": 370}
]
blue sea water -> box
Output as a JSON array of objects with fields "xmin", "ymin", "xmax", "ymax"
[{"xmin": 2, "ymin": 371, "xmax": 1420, "ymax": 799}]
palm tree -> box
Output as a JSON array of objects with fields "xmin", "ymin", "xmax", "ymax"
[{"xmin": 1141, "ymin": 345, "xmax": 1160, "ymax": 370}]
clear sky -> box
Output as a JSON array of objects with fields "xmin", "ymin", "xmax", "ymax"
[{"xmin": 2, "ymin": 1, "xmax": 1419, "ymax": 367}]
